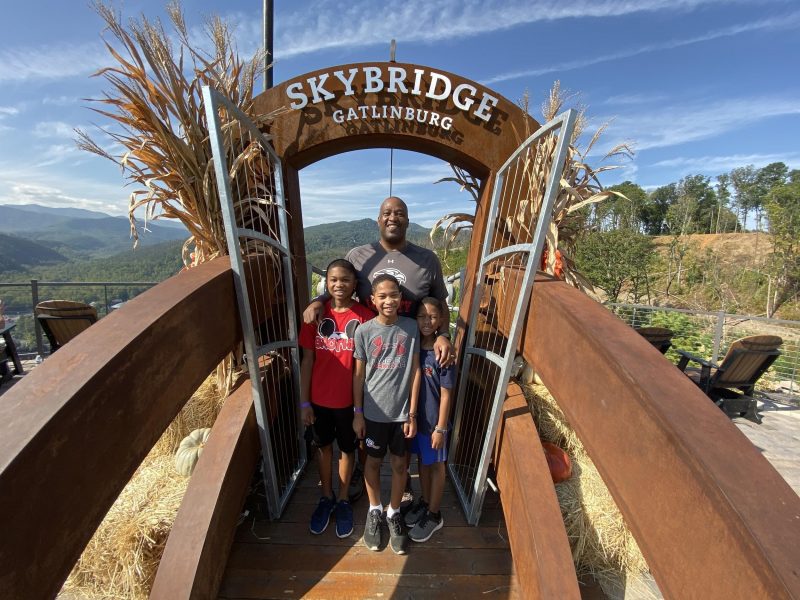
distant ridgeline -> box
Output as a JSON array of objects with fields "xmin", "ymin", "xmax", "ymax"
[{"xmin": 304, "ymin": 218, "xmax": 432, "ymax": 270}]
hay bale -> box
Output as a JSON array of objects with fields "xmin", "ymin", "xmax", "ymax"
[
  {"xmin": 524, "ymin": 383, "xmax": 660, "ymax": 599},
  {"xmin": 60, "ymin": 376, "xmax": 225, "ymax": 599},
  {"xmin": 152, "ymin": 376, "xmax": 226, "ymax": 457}
]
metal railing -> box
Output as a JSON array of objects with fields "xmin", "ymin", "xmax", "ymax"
[
  {"xmin": 0, "ymin": 280, "xmax": 158, "ymax": 357},
  {"xmin": 608, "ymin": 303, "xmax": 800, "ymax": 396}
]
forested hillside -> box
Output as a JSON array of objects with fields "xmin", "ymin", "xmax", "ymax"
[
  {"xmin": 0, "ymin": 233, "xmax": 67, "ymax": 271},
  {"xmin": 304, "ymin": 218, "xmax": 431, "ymax": 269},
  {"xmin": 573, "ymin": 162, "xmax": 799, "ymax": 319},
  {"xmin": 0, "ymin": 204, "xmax": 186, "ymax": 259}
]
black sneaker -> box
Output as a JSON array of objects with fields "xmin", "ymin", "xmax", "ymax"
[
  {"xmin": 335, "ymin": 500, "xmax": 354, "ymax": 538},
  {"xmin": 403, "ymin": 498, "xmax": 428, "ymax": 527},
  {"xmin": 363, "ymin": 508, "xmax": 383, "ymax": 551},
  {"xmin": 309, "ymin": 495, "xmax": 336, "ymax": 535},
  {"xmin": 409, "ymin": 510, "xmax": 443, "ymax": 543},
  {"xmin": 348, "ymin": 464, "xmax": 364, "ymax": 503},
  {"xmin": 387, "ymin": 512, "xmax": 407, "ymax": 555}
]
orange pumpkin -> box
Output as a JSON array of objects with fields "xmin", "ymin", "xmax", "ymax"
[{"xmin": 542, "ymin": 441, "xmax": 572, "ymax": 483}]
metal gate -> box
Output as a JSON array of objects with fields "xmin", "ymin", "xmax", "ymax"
[
  {"xmin": 448, "ymin": 109, "xmax": 577, "ymax": 525},
  {"xmin": 203, "ymin": 86, "xmax": 306, "ymax": 519}
]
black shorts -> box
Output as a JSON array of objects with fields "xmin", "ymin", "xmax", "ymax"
[
  {"xmin": 364, "ymin": 419, "xmax": 407, "ymax": 458},
  {"xmin": 312, "ymin": 405, "xmax": 357, "ymax": 453}
]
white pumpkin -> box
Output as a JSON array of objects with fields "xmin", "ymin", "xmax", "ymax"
[{"xmin": 175, "ymin": 428, "xmax": 211, "ymax": 476}]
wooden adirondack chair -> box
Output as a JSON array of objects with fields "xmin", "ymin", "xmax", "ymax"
[
  {"xmin": 35, "ymin": 300, "xmax": 98, "ymax": 353},
  {"xmin": 676, "ymin": 335, "xmax": 782, "ymax": 424},
  {"xmin": 635, "ymin": 326, "xmax": 674, "ymax": 354}
]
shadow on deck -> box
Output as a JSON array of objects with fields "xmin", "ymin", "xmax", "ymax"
[{"xmin": 219, "ymin": 461, "xmax": 520, "ymax": 599}]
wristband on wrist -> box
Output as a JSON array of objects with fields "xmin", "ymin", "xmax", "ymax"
[
  {"xmin": 434, "ymin": 427, "xmax": 448, "ymax": 434},
  {"xmin": 354, "ymin": 406, "xmax": 364, "ymax": 414},
  {"xmin": 300, "ymin": 402, "xmax": 311, "ymax": 409},
  {"xmin": 407, "ymin": 412, "xmax": 417, "ymax": 419}
]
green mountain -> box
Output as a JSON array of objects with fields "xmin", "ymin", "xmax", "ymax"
[
  {"xmin": 0, "ymin": 205, "xmax": 187, "ymax": 259},
  {"xmin": 303, "ymin": 218, "xmax": 431, "ymax": 269},
  {"xmin": 0, "ymin": 233, "xmax": 68, "ymax": 272}
]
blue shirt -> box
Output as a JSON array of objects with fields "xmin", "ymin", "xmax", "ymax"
[{"xmin": 417, "ymin": 348, "xmax": 456, "ymax": 435}]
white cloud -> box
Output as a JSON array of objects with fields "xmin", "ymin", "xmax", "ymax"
[
  {"xmin": 298, "ymin": 158, "xmax": 471, "ymax": 226},
  {"xmin": 650, "ymin": 152, "xmax": 800, "ymax": 172},
  {"xmin": 0, "ymin": 41, "xmax": 107, "ymax": 83},
  {"xmin": 0, "ymin": 180, "xmax": 125, "ymax": 215},
  {"xmin": 602, "ymin": 93, "xmax": 667, "ymax": 106},
  {"xmin": 33, "ymin": 121, "xmax": 76, "ymax": 139},
  {"xmin": 0, "ymin": 106, "xmax": 20, "ymax": 117},
  {"xmin": 599, "ymin": 96, "xmax": 800, "ymax": 151},
  {"xmin": 273, "ymin": 0, "xmax": 745, "ymax": 59},
  {"xmin": 42, "ymin": 95, "xmax": 80, "ymax": 106},
  {"xmin": 484, "ymin": 11, "xmax": 800, "ymax": 84}
]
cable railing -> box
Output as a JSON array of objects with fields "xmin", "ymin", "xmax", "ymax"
[
  {"xmin": 607, "ymin": 302, "xmax": 800, "ymax": 396},
  {"xmin": 0, "ymin": 279, "xmax": 158, "ymax": 357}
]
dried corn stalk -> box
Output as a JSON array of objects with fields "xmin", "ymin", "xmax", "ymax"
[
  {"xmin": 431, "ymin": 81, "xmax": 634, "ymax": 295},
  {"xmin": 76, "ymin": 1, "xmax": 287, "ymax": 395}
]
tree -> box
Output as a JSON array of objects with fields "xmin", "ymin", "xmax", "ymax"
[
  {"xmin": 642, "ymin": 183, "xmax": 677, "ymax": 235},
  {"xmin": 765, "ymin": 180, "xmax": 800, "ymax": 316},
  {"xmin": 730, "ymin": 165, "xmax": 759, "ymax": 230},
  {"xmin": 595, "ymin": 181, "xmax": 647, "ymax": 231},
  {"xmin": 677, "ymin": 174, "xmax": 717, "ymax": 233},
  {"xmin": 753, "ymin": 162, "xmax": 788, "ymax": 231},
  {"xmin": 574, "ymin": 229, "xmax": 655, "ymax": 303}
]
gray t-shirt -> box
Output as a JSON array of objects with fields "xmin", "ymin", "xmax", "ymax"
[
  {"xmin": 353, "ymin": 316, "xmax": 420, "ymax": 423},
  {"xmin": 346, "ymin": 242, "xmax": 448, "ymax": 317}
]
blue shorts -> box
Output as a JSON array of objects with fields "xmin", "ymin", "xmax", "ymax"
[{"xmin": 411, "ymin": 432, "xmax": 448, "ymax": 466}]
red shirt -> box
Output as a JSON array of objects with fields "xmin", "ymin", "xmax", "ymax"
[{"xmin": 299, "ymin": 301, "xmax": 374, "ymax": 408}]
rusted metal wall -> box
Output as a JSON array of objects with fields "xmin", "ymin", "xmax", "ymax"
[
  {"xmin": 494, "ymin": 383, "xmax": 581, "ymax": 599},
  {"xmin": 498, "ymin": 272, "xmax": 800, "ymax": 599},
  {"xmin": 150, "ymin": 377, "xmax": 260, "ymax": 599},
  {"xmin": 0, "ymin": 259, "xmax": 241, "ymax": 599}
]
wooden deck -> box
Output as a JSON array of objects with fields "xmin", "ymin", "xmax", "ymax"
[{"xmin": 218, "ymin": 460, "xmax": 519, "ymax": 599}]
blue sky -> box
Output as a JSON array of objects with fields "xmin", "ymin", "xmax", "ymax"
[{"xmin": 0, "ymin": 0, "xmax": 798, "ymax": 228}]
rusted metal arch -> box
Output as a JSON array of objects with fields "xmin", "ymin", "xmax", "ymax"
[{"xmin": 0, "ymin": 259, "xmax": 241, "ymax": 599}]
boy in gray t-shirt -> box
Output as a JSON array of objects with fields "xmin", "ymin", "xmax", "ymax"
[{"xmin": 353, "ymin": 274, "xmax": 420, "ymax": 555}]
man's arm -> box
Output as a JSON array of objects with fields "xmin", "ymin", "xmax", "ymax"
[
  {"xmin": 427, "ymin": 251, "xmax": 455, "ymax": 367},
  {"xmin": 433, "ymin": 297, "xmax": 454, "ymax": 368},
  {"xmin": 299, "ymin": 348, "xmax": 315, "ymax": 426},
  {"xmin": 352, "ymin": 358, "xmax": 366, "ymax": 439}
]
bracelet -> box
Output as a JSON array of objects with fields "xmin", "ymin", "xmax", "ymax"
[
  {"xmin": 434, "ymin": 427, "xmax": 448, "ymax": 434},
  {"xmin": 354, "ymin": 406, "xmax": 364, "ymax": 414},
  {"xmin": 407, "ymin": 412, "xmax": 417, "ymax": 418},
  {"xmin": 300, "ymin": 402, "xmax": 311, "ymax": 409}
]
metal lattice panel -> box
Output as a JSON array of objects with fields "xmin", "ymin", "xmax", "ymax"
[
  {"xmin": 203, "ymin": 86, "xmax": 305, "ymax": 519},
  {"xmin": 449, "ymin": 110, "xmax": 577, "ymax": 525}
]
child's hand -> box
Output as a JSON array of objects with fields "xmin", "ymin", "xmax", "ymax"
[
  {"xmin": 301, "ymin": 406, "xmax": 315, "ymax": 426},
  {"xmin": 431, "ymin": 430, "xmax": 445, "ymax": 450},
  {"xmin": 353, "ymin": 413, "xmax": 365, "ymax": 439},
  {"xmin": 404, "ymin": 418, "xmax": 417, "ymax": 439}
]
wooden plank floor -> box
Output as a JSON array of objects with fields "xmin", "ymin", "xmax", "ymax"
[{"xmin": 218, "ymin": 458, "xmax": 519, "ymax": 599}]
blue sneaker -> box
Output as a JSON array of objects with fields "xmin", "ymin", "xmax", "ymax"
[
  {"xmin": 309, "ymin": 495, "xmax": 336, "ymax": 535},
  {"xmin": 335, "ymin": 500, "xmax": 354, "ymax": 538}
]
